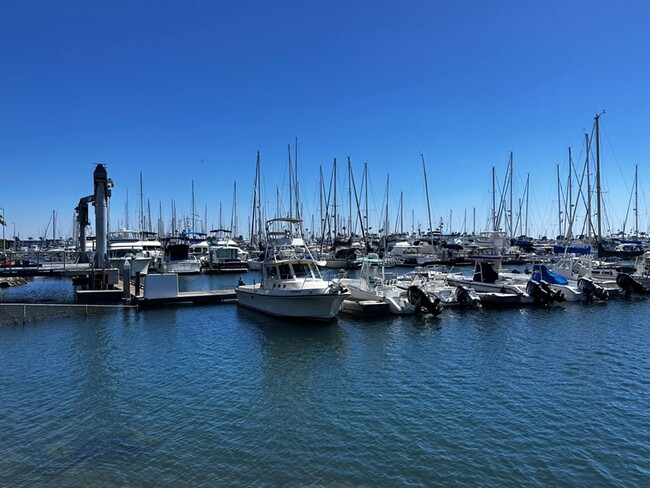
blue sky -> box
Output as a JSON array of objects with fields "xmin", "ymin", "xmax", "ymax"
[{"xmin": 2, "ymin": 0, "xmax": 649, "ymax": 240}]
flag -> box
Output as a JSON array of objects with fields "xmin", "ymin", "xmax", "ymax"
[{"xmin": 0, "ymin": 214, "xmax": 5, "ymax": 226}]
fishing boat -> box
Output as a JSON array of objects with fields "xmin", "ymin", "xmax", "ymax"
[{"xmin": 235, "ymin": 218, "xmax": 350, "ymax": 321}]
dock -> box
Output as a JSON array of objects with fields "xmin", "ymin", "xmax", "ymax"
[{"xmin": 133, "ymin": 289, "xmax": 237, "ymax": 307}]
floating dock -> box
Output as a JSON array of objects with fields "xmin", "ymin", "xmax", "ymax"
[{"xmin": 340, "ymin": 299, "xmax": 390, "ymax": 317}]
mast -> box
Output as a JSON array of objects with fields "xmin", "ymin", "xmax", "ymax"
[
  {"xmin": 348, "ymin": 159, "xmax": 353, "ymax": 236},
  {"xmin": 147, "ymin": 199, "xmax": 152, "ymax": 232},
  {"xmin": 421, "ymin": 154, "xmax": 433, "ymax": 240},
  {"xmin": 400, "ymin": 191, "xmax": 404, "ymax": 234},
  {"xmin": 231, "ymin": 181, "xmax": 237, "ymax": 237},
  {"xmin": 509, "ymin": 152, "xmax": 514, "ymax": 237},
  {"xmin": 364, "ymin": 162, "xmax": 369, "ymax": 238},
  {"xmin": 288, "ymin": 143, "xmax": 293, "ymax": 219},
  {"xmin": 568, "ymin": 147, "xmax": 573, "ymax": 227},
  {"xmin": 525, "ymin": 174, "xmax": 530, "ymax": 237},
  {"xmin": 634, "ymin": 164, "xmax": 639, "ymax": 237},
  {"xmin": 384, "ymin": 174, "xmax": 390, "ymax": 249},
  {"xmin": 139, "ymin": 172, "xmax": 145, "ymax": 236},
  {"xmin": 333, "ymin": 158, "xmax": 338, "ymax": 237},
  {"xmin": 294, "ymin": 137, "xmax": 300, "ymax": 220},
  {"xmin": 191, "ymin": 180, "xmax": 196, "ymax": 232},
  {"xmin": 585, "ymin": 132, "xmax": 592, "ymax": 243},
  {"xmin": 125, "ymin": 189, "xmax": 129, "ymax": 230},
  {"xmin": 349, "ymin": 157, "xmax": 368, "ymax": 246},
  {"xmin": 491, "ymin": 166, "xmax": 497, "ymax": 231},
  {"xmin": 312, "ymin": 164, "xmax": 325, "ymax": 242},
  {"xmin": 595, "ymin": 112, "xmax": 603, "ymax": 241},
  {"xmin": 557, "ymin": 164, "xmax": 563, "ymax": 237}
]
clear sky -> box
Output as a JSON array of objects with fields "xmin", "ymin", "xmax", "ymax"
[{"xmin": 2, "ymin": 0, "xmax": 650, "ymax": 241}]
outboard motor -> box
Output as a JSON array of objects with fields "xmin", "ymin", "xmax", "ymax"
[
  {"xmin": 455, "ymin": 285, "xmax": 482, "ymax": 308},
  {"xmin": 407, "ymin": 285, "xmax": 442, "ymax": 315},
  {"xmin": 616, "ymin": 273, "xmax": 647, "ymax": 296},
  {"xmin": 527, "ymin": 280, "xmax": 564, "ymax": 304},
  {"xmin": 577, "ymin": 277, "xmax": 610, "ymax": 301}
]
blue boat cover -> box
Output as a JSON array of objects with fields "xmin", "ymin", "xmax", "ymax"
[{"xmin": 531, "ymin": 264, "xmax": 569, "ymax": 285}]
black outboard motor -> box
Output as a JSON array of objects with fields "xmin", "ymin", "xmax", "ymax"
[
  {"xmin": 616, "ymin": 273, "xmax": 647, "ymax": 296},
  {"xmin": 577, "ymin": 277, "xmax": 610, "ymax": 301},
  {"xmin": 526, "ymin": 280, "xmax": 565, "ymax": 304},
  {"xmin": 455, "ymin": 285, "xmax": 482, "ymax": 308},
  {"xmin": 407, "ymin": 285, "xmax": 443, "ymax": 315}
]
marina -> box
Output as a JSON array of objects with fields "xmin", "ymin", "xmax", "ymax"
[{"xmin": 4, "ymin": 2, "xmax": 650, "ymax": 484}]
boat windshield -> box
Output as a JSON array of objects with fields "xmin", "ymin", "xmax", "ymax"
[{"xmin": 292, "ymin": 262, "xmax": 314, "ymax": 279}]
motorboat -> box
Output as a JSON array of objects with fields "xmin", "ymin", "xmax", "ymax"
[
  {"xmin": 107, "ymin": 229, "xmax": 162, "ymax": 278},
  {"xmin": 235, "ymin": 218, "xmax": 350, "ymax": 321},
  {"xmin": 160, "ymin": 235, "xmax": 202, "ymax": 275},
  {"xmin": 203, "ymin": 229, "xmax": 249, "ymax": 274},
  {"xmin": 338, "ymin": 256, "xmax": 442, "ymax": 315}
]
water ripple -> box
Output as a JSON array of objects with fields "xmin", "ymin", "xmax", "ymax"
[{"xmin": 1, "ymin": 278, "xmax": 650, "ymax": 485}]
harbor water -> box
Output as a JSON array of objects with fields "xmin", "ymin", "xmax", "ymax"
[{"xmin": 1, "ymin": 273, "xmax": 649, "ymax": 486}]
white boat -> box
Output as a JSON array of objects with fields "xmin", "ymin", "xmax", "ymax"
[
  {"xmin": 204, "ymin": 229, "xmax": 249, "ymax": 274},
  {"xmin": 338, "ymin": 256, "xmax": 442, "ymax": 315},
  {"xmin": 397, "ymin": 266, "xmax": 482, "ymax": 308},
  {"xmin": 235, "ymin": 218, "xmax": 350, "ymax": 321},
  {"xmin": 446, "ymin": 256, "xmax": 564, "ymax": 306},
  {"xmin": 500, "ymin": 264, "xmax": 586, "ymax": 302},
  {"xmin": 160, "ymin": 236, "xmax": 202, "ymax": 275},
  {"xmin": 107, "ymin": 229, "xmax": 162, "ymax": 278}
]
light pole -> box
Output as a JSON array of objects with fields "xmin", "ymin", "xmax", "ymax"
[{"xmin": 11, "ymin": 222, "xmax": 15, "ymax": 252}]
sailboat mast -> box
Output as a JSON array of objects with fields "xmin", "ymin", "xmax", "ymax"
[
  {"xmin": 231, "ymin": 181, "xmax": 237, "ymax": 236},
  {"xmin": 333, "ymin": 158, "xmax": 338, "ymax": 237},
  {"xmin": 595, "ymin": 113, "xmax": 603, "ymax": 240},
  {"xmin": 557, "ymin": 164, "xmax": 562, "ymax": 237},
  {"xmin": 139, "ymin": 172, "xmax": 145, "ymax": 236},
  {"xmin": 294, "ymin": 137, "xmax": 300, "ymax": 221},
  {"xmin": 525, "ymin": 174, "xmax": 530, "ymax": 237},
  {"xmin": 348, "ymin": 159, "xmax": 353, "ymax": 236},
  {"xmin": 384, "ymin": 174, "xmax": 390, "ymax": 246},
  {"xmin": 288, "ymin": 144, "xmax": 293, "ymax": 220},
  {"xmin": 364, "ymin": 162, "xmax": 369, "ymax": 237},
  {"xmin": 509, "ymin": 152, "xmax": 514, "ymax": 237},
  {"xmin": 421, "ymin": 154, "xmax": 433, "ymax": 240},
  {"xmin": 191, "ymin": 180, "xmax": 196, "ymax": 232},
  {"xmin": 125, "ymin": 189, "xmax": 129, "ymax": 230},
  {"xmin": 585, "ymin": 132, "xmax": 592, "ymax": 243},
  {"xmin": 491, "ymin": 166, "xmax": 497, "ymax": 232},
  {"xmin": 635, "ymin": 164, "xmax": 639, "ymax": 237},
  {"xmin": 400, "ymin": 191, "xmax": 404, "ymax": 234},
  {"xmin": 568, "ymin": 147, "xmax": 573, "ymax": 227}
]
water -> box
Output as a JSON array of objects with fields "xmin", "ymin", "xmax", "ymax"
[{"xmin": 1, "ymin": 274, "xmax": 650, "ymax": 486}]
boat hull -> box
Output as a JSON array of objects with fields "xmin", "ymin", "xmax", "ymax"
[{"xmin": 235, "ymin": 285, "xmax": 350, "ymax": 321}]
